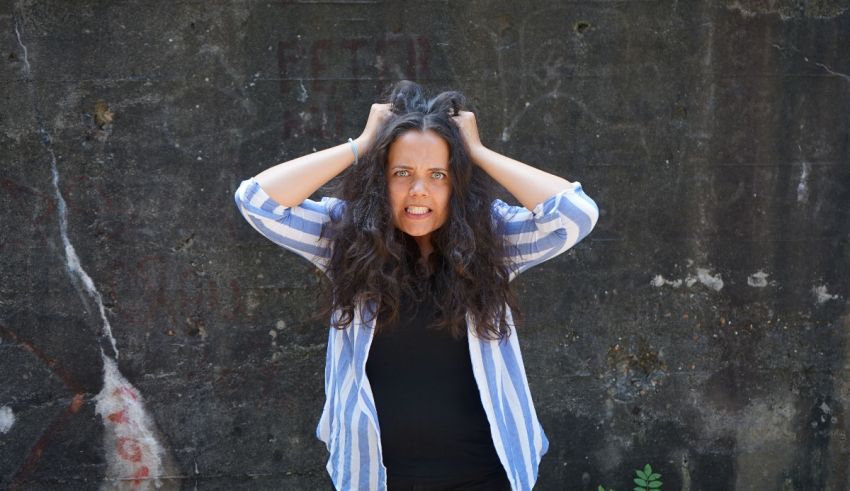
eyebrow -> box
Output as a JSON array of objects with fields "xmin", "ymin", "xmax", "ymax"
[{"xmin": 391, "ymin": 164, "xmax": 449, "ymax": 172}]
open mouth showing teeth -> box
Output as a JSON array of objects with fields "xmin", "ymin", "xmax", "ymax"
[{"xmin": 405, "ymin": 206, "xmax": 431, "ymax": 215}]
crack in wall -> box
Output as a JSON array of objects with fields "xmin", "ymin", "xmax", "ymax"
[
  {"xmin": 814, "ymin": 62, "xmax": 850, "ymax": 83},
  {"xmin": 772, "ymin": 42, "xmax": 850, "ymax": 84}
]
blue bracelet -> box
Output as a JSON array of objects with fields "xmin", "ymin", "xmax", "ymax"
[{"xmin": 348, "ymin": 137, "xmax": 359, "ymax": 166}]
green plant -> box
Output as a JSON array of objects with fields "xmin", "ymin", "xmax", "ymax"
[
  {"xmin": 596, "ymin": 463, "xmax": 662, "ymax": 491},
  {"xmin": 633, "ymin": 464, "xmax": 662, "ymax": 490}
]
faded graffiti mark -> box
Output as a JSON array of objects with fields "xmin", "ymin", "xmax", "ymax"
[
  {"xmin": 277, "ymin": 34, "xmax": 432, "ymax": 94},
  {"xmin": 102, "ymin": 254, "xmax": 247, "ymax": 330},
  {"xmin": 0, "ymin": 323, "xmax": 84, "ymax": 392},
  {"xmin": 12, "ymin": 394, "xmax": 86, "ymax": 490},
  {"xmin": 0, "ymin": 322, "xmax": 86, "ymax": 489},
  {"xmin": 277, "ymin": 34, "xmax": 432, "ymax": 140},
  {"xmin": 94, "ymin": 357, "xmax": 169, "ymax": 490}
]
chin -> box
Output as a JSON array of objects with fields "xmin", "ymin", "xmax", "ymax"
[{"xmin": 403, "ymin": 228, "xmax": 433, "ymax": 237}]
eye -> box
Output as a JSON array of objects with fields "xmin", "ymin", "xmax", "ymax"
[
  {"xmin": 394, "ymin": 169, "xmax": 410, "ymax": 177},
  {"xmin": 432, "ymin": 171, "xmax": 447, "ymax": 180}
]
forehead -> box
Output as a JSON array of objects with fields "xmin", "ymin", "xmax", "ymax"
[{"xmin": 387, "ymin": 129, "xmax": 450, "ymax": 168}]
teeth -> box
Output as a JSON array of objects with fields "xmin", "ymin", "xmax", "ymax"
[{"xmin": 406, "ymin": 206, "xmax": 430, "ymax": 215}]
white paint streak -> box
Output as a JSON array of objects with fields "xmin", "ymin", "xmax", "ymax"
[
  {"xmin": 813, "ymin": 285, "xmax": 839, "ymax": 304},
  {"xmin": 94, "ymin": 355, "xmax": 166, "ymax": 489},
  {"xmin": 651, "ymin": 266, "xmax": 723, "ymax": 291},
  {"xmin": 0, "ymin": 406, "xmax": 15, "ymax": 433},
  {"xmin": 13, "ymin": 17, "xmax": 31, "ymax": 76},
  {"xmin": 297, "ymin": 79, "xmax": 309, "ymax": 102},
  {"xmin": 797, "ymin": 161, "xmax": 810, "ymax": 203},
  {"xmin": 725, "ymin": 1, "xmax": 760, "ymax": 18},
  {"xmin": 726, "ymin": 0, "xmax": 847, "ymax": 21},
  {"xmin": 725, "ymin": 0, "xmax": 794, "ymax": 20},
  {"xmin": 694, "ymin": 268, "xmax": 724, "ymax": 291},
  {"xmin": 747, "ymin": 270, "xmax": 770, "ymax": 287},
  {"xmin": 650, "ymin": 275, "xmax": 683, "ymax": 288},
  {"xmin": 49, "ymin": 152, "xmax": 121, "ymax": 359}
]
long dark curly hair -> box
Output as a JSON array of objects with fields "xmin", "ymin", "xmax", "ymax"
[{"xmin": 313, "ymin": 80, "xmax": 522, "ymax": 342}]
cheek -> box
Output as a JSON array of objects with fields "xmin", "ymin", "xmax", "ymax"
[{"xmin": 438, "ymin": 189, "xmax": 452, "ymax": 219}]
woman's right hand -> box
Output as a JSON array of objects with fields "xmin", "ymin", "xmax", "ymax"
[{"xmin": 357, "ymin": 103, "xmax": 393, "ymax": 153}]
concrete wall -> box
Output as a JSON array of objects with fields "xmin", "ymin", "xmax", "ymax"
[{"xmin": 2, "ymin": 0, "xmax": 849, "ymax": 489}]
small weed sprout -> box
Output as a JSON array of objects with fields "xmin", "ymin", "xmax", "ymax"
[{"xmin": 596, "ymin": 463, "xmax": 662, "ymax": 491}]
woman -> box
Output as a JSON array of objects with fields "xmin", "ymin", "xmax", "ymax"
[{"xmin": 234, "ymin": 80, "xmax": 599, "ymax": 491}]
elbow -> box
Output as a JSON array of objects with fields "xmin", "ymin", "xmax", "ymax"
[{"xmin": 572, "ymin": 183, "xmax": 599, "ymax": 235}]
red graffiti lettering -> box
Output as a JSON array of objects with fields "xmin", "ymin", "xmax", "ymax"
[
  {"xmin": 116, "ymin": 437, "xmax": 143, "ymax": 462},
  {"xmin": 113, "ymin": 386, "xmax": 138, "ymax": 400},
  {"xmin": 108, "ymin": 409, "xmax": 129, "ymax": 424},
  {"xmin": 277, "ymin": 35, "xmax": 432, "ymax": 95},
  {"xmin": 132, "ymin": 465, "xmax": 150, "ymax": 486}
]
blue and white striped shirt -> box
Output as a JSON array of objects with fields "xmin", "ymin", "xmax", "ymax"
[{"xmin": 234, "ymin": 176, "xmax": 599, "ymax": 490}]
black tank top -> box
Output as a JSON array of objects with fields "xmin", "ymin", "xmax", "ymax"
[{"xmin": 365, "ymin": 272, "xmax": 504, "ymax": 479}]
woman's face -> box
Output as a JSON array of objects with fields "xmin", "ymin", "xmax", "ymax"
[{"xmin": 386, "ymin": 129, "xmax": 452, "ymax": 254}]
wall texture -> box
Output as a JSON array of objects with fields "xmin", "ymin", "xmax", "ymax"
[{"xmin": 2, "ymin": 0, "xmax": 849, "ymax": 489}]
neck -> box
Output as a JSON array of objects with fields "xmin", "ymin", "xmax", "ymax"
[{"xmin": 414, "ymin": 234, "xmax": 433, "ymax": 259}]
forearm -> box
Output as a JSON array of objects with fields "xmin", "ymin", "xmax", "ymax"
[
  {"xmin": 254, "ymin": 137, "xmax": 367, "ymax": 208},
  {"xmin": 469, "ymin": 145, "xmax": 574, "ymax": 211}
]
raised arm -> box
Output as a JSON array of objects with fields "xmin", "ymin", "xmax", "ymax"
[
  {"xmin": 233, "ymin": 103, "xmax": 392, "ymax": 271},
  {"xmin": 256, "ymin": 103, "xmax": 392, "ymax": 206},
  {"xmin": 451, "ymin": 110, "xmax": 599, "ymax": 278},
  {"xmin": 452, "ymin": 110, "xmax": 573, "ymax": 209}
]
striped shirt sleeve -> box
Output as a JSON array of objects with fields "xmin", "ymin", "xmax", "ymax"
[
  {"xmin": 233, "ymin": 177, "xmax": 344, "ymax": 273},
  {"xmin": 491, "ymin": 181, "xmax": 599, "ymax": 279}
]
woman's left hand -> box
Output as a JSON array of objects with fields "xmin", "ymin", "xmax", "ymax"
[{"xmin": 451, "ymin": 110, "xmax": 485, "ymax": 157}]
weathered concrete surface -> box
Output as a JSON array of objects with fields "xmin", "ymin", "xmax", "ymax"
[{"xmin": 1, "ymin": 0, "xmax": 849, "ymax": 489}]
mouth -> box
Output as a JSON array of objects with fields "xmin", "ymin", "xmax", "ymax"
[{"xmin": 404, "ymin": 206, "xmax": 432, "ymax": 219}]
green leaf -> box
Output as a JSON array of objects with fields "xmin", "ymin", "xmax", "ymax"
[
  {"xmin": 649, "ymin": 481, "xmax": 663, "ymax": 488},
  {"xmin": 643, "ymin": 464, "xmax": 653, "ymax": 475},
  {"xmin": 598, "ymin": 487, "xmax": 606, "ymax": 491},
  {"xmin": 633, "ymin": 487, "xmax": 645, "ymax": 491},
  {"xmin": 636, "ymin": 469, "xmax": 648, "ymax": 479},
  {"xmin": 634, "ymin": 478, "xmax": 648, "ymax": 486},
  {"xmin": 648, "ymin": 473, "xmax": 661, "ymax": 480}
]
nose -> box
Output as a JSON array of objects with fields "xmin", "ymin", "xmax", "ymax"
[{"xmin": 409, "ymin": 177, "xmax": 428, "ymax": 196}]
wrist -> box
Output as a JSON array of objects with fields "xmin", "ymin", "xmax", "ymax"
[
  {"xmin": 467, "ymin": 143, "xmax": 488, "ymax": 165},
  {"xmin": 355, "ymin": 134, "xmax": 372, "ymax": 153},
  {"xmin": 346, "ymin": 137, "xmax": 362, "ymax": 167}
]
